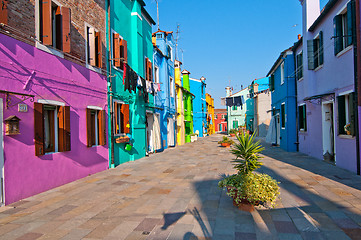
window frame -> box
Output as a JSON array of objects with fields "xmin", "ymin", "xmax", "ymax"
[
  {"xmin": 280, "ymin": 62, "xmax": 285, "ymax": 85},
  {"xmin": 85, "ymin": 23, "xmax": 102, "ymax": 69},
  {"xmin": 281, "ymin": 103, "xmax": 286, "ymax": 129},
  {"xmin": 296, "ymin": 51, "xmax": 303, "ymax": 81},
  {"xmin": 298, "ymin": 104, "xmax": 307, "ymax": 132},
  {"xmin": 170, "ymin": 76, "xmax": 174, "ymax": 97}
]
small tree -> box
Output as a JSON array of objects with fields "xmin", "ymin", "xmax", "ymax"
[{"xmin": 231, "ymin": 131, "xmax": 264, "ymax": 174}]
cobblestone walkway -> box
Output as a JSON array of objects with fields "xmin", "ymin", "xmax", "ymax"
[{"xmin": 1, "ymin": 134, "xmax": 361, "ymax": 239}]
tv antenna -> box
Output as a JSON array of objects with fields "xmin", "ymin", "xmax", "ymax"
[{"xmin": 175, "ymin": 24, "xmax": 180, "ymax": 60}]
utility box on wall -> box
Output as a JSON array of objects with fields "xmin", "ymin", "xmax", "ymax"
[{"xmin": 4, "ymin": 115, "xmax": 21, "ymax": 135}]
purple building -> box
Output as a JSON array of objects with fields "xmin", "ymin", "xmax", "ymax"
[
  {"xmin": 0, "ymin": 0, "xmax": 108, "ymax": 205},
  {"xmin": 298, "ymin": 0, "xmax": 357, "ymax": 172}
]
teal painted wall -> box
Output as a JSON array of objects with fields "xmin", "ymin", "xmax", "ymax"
[{"xmin": 106, "ymin": 0, "xmax": 154, "ymax": 167}]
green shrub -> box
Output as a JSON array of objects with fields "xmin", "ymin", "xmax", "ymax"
[
  {"xmin": 218, "ymin": 173, "xmax": 280, "ymax": 207},
  {"xmin": 218, "ymin": 136, "xmax": 235, "ymax": 144}
]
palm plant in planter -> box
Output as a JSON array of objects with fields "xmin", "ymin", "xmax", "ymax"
[
  {"xmin": 218, "ymin": 132, "xmax": 280, "ymax": 211},
  {"xmin": 229, "ymin": 129, "xmax": 237, "ymax": 137}
]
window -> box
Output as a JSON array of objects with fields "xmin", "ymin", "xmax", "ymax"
[
  {"xmin": 167, "ymin": 45, "xmax": 173, "ymax": 61},
  {"xmin": 87, "ymin": 26, "xmax": 102, "ymax": 68},
  {"xmin": 232, "ymin": 106, "xmax": 237, "ymax": 111},
  {"xmin": 222, "ymin": 114, "xmax": 226, "ymax": 119},
  {"xmin": 114, "ymin": 102, "xmax": 130, "ymax": 135},
  {"xmin": 280, "ymin": 62, "xmax": 285, "ymax": 85},
  {"xmin": 170, "ymin": 77, "xmax": 174, "ymax": 97},
  {"xmin": 86, "ymin": 108, "xmax": 106, "ymax": 147},
  {"xmin": 281, "ymin": 103, "xmax": 285, "ymax": 129},
  {"xmin": 215, "ymin": 115, "xmax": 218, "ymax": 119},
  {"xmin": 307, "ymin": 32, "xmax": 324, "ymax": 70},
  {"xmin": 298, "ymin": 104, "xmax": 307, "ymax": 131},
  {"xmin": 334, "ymin": 1, "xmax": 355, "ymax": 55},
  {"xmin": 34, "ymin": 102, "xmax": 71, "ymax": 156},
  {"xmin": 112, "ymin": 32, "xmax": 127, "ymax": 70},
  {"xmin": 39, "ymin": 0, "xmax": 71, "ymax": 52},
  {"xmin": 296, "ymin": 51, "xmax": 303, "ymax": 80},
  {"xmin": 338, "ymin": 93, "xmax": 355, "ymax": 135},
  {"xmin": 145, "ymin": 58, "xmax": 153, "ymax": 81},
  {"xmin": 154, "ymin": 66, "xmax": 159, "ymax": 83},
  {"xmin": 269, "ymin": 74, "xmax": 275, "ymax": 91}
]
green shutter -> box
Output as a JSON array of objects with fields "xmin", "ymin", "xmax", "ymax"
[
  {"xmin": 303, "ymin": 105, "xmax": 307, "ymax": 131},
  {"xmin": 307, "ymin": 40, "xmax": 315, "ymax": 70},
  {"xmin": 319, "ymin": 31, "xmax": 324, "ymax": 65},
  {"xmin": 338, "ymin": 96, "xmax": 346, "ymax": 134},
  {"xmin": 334, "ymin": 15, "xmax": 343, "ymax": 55},
  {"xmin": 347, "ymin": 0, "xmax": 356, "ymax": 46}
]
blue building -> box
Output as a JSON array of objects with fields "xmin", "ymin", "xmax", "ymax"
[
  {"xmin": 152, "ymin": 30, "xmax": 176, "ymax": 151},
  {"xmin": 267, "ymin": 46, "xmax": 297, "ymax": 151},
  {"xmin": 190, "ymin": 77, "xmax": 207, "ymax": 137}
]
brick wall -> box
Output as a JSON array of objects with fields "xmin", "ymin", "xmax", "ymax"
[{"xmin": 6, "ymin": 0, "xmax": 106, "ymax": 69}]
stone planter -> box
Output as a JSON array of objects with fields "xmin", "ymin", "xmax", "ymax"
[
  {"xmin": 227, "ymin": 187, "xmax": 258, "ymax": 212},
  {"xmin": 191, "ymin": 135, "xmax": 197, "ymax": 142},
  {"xmin": 230, "ymin": 134, "xmax": 236, "ymax": 137}
]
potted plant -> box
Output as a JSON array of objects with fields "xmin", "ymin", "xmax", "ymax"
[
  {"xmin": 229, "ymin": 129, "xmax": 237, "ymax": 137},
  {"xmin": 218, "ymin": 136, "xmax": 235, "ymax": 148},
  {"xmin": 190, "ymin": 133, "xmax": 198, "ymax": 142},
  {"xmin": 218, "ymin": 132, "xmax": 280, "ymax": 212},
  {"xmin": 344, "ymin": 123, "xmax": 352, "ymax": 135}
]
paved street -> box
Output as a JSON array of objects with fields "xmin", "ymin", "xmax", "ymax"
[{"xmin": 1, "ymin": 134, "xmax": 361, "ymax": 239}]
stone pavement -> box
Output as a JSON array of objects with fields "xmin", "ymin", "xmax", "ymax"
[{"xmin": 1, "ymin": 134, "xmax": 361, "ymax": 239}]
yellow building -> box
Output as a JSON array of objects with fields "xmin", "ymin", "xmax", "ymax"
[
  {"xmin": 206, "ymin": 93, "xmax": 215, "ymax": 135},
  {"xmin": 175, "ymin": 60, "xmax": 185, "ymax": 145}
]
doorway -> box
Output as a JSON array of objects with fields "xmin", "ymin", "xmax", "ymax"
[
  {"xmin": 167, "ymin": 118, "xmax": 175, "ymax": 147},
  {"xmin": 276, "ymin": 114, "xmax": 280, "ymax": 145},
  {"xmin": 146, "ymin": 112, "xmax": 154, "ymax": 153},
  {"xmin": 322, "ymin": 102, "xmax": 335, "ymax": 162},
  {"xmin": 0, "ymin": 98, "xmax": 4, "ymax": 204}
]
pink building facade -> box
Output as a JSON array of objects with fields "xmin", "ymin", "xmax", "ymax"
[{"xmin": 0, "ymin": 32, "xmax": 108, "ymax": 205}]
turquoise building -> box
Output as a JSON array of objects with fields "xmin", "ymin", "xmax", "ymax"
[
  {"xmin": 106, "ymin": 0, "xmax": 155, "ymax": 167},
  {"xmin": 190, "ymin": 77, "xmax": 207, "ymax": 137}
]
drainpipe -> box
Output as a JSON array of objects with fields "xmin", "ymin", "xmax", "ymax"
[
  {"xmin": 355, "ymin": 0, "xmax": 360, "ymax": 175},
  {"xmin": 107, "ymin": 0, "xmax": 115, "ymax": 168},
  {"xmin": 293, "ymin": 48, "xmax": 299, "ymax": 152}
]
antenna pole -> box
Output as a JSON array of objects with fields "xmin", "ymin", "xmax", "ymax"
[
  {"xmin": 175, "ymin": 24, "xmax": 180, "ymax": 60},
  {"xmin": 155, "ymin": 0, "xmax": 159, "ymax": 30}
]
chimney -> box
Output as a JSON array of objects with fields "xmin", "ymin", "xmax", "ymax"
[
  {"xmin": 241, "ymin": 85, "xmax": 243, "ymax": 90},
  {"xmin": 300, "ymin": 0, "xmax": 320, "ymax": 30},
  {"xmin": 298, "ymin": 34, "xmax": 301, "ymax": 40},
  {"xmin": 226, "ymin": 87, "xmax": 232, "ymax": 97}
]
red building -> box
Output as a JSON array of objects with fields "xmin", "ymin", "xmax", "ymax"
[{"xmin": 214, "ymin": 109, "xmax": 227, "ymax": 133}]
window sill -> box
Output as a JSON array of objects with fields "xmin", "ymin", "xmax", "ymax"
[
  {"xmin": 299, "ymin": 130, "xmax": 307, "ymax": 134},
  {"xmin": 86, "ymin": 64, "xmax": 102, "ymax": 74},
  {"xmin": 45, "ymin": 151, "xmax": 59, "ymax": 155},
  {"xmin": 336, "ymin": 45, "xmax": 353, "ymax": 58},
  {"xmin": 314, "ymin": 64, "xmax": 323, "ymax": 72},
  {"xmin": 338, "ymin": 134, "xmax": 355, "ymax": 139},
  {"xmin": 112, "ymin": 65, "xmax": 124, "ymax": 73},
  {"xmin": 36, "ymin": 42, "xmax": 64, "ymax": 59},
  {"xmin": 297, "ymin": 77, "xmax": 304, "ymax": 82}
]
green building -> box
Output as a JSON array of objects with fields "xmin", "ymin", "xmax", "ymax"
[
  {"xmin": 182, "ymin": 70, "xmax": 194, "ymax": 143},
  {"xmin": 106, "ymin": 0, "xmax": 155, "ymax": 167}
]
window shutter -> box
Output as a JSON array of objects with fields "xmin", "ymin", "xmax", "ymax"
[
  {"xmin": 334, "ymin": 15, "xmax": 343, "ymax": 55},
  {"xmin": 149, "ymin": 60, "xmax": 153, "ymax": 82},
  {"xmin": 145, "ymin": 58, "xmax": 149, "ymax": 81},
  {"xmin": 120, "ymin": 39, "xmax": 128, "ymax": 63},
  {"xmin": 98, "ymin": 110, "xmax": 106, "ymax": 145},
  {"xmin": 64, "ymin": 106, "xmax": 71, "ymax": 151},
  {"xmin": 42, "ymin": 0, "xmax": 52, "ymax": 45},
  {"xmin": 347, "ymin": 0, "xmax": 356, "ymax": 46},
  {"xmin": 88, "ymin": 27, "xmax": 96, "ymax": 66},
  {"xmin": 319, "ymin": 31, "xmax": 324, "ymax": 65},
  {"xmin": 95, "ymin": 31, "xmax": 102, "ymax": 68},
  {"xmin": 62, "ymin": 7, "xmax": 71, "ymax": 53},
  {"xmin": 338, "ymin": 96, "xmax": 346, "ymax": 134},
  {"xmin": 86, "ymin": 108, "xmax": 92, "ymax": 147},
  {"xmin": 34, "ymin": 103, "xmax": 44, "ymax": 156},
  {"xmin": 113, "ymin": 33, "xmax": 121, "ymax": 67},
  {"xmin": 303, "ymin": 105, "xmax": 307, "ymax": 131},
  {"xmin": 114, "ymin": 102, "xmax": 118, "ymax": 134},
  {"xmin": 349, "ymin": 93, "xmax": 356, "ymax": 136},
  {"xmin": 0, "ymin": 0, "xmax": 8, "ymax": 24},
  {"xmin": 307, "ymin": 40, "xmax": 315, "ymax": 70},
  {"xmin": 121, "ymin": 104, "xmax": 130, "ymax": 134},
  {"xmin": 58, "ymin": 106, "xmax": 65, "ymax": 152}
]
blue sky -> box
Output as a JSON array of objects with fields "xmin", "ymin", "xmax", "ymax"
[{"xmin": 144, "ymin": 0, "xmax": 305, "ymax": 108}]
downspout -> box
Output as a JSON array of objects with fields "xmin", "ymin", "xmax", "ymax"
[
  {"xmin": 107, "ymin": 0, "xmax": 115, "ymax": 168},
  {"xmin": 293, "ymin": 49, "xmax": 299, "ymax": 152},
  {"xmin": 355, "ymin": 0, "xmax": 360, "ymax": 174}
]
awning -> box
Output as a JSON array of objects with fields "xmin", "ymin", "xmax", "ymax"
[{"xmin": 303, "ymin": 92, "xmax": 334, "ymax": 101}]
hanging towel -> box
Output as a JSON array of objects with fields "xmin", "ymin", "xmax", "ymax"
[
  {"xmin": 137, "ymin": 76, "xmax": 143, "ymax": 87},
  {"xmin": 157, "ymin": 83, "xmax": 161, "ymax": 92}
]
